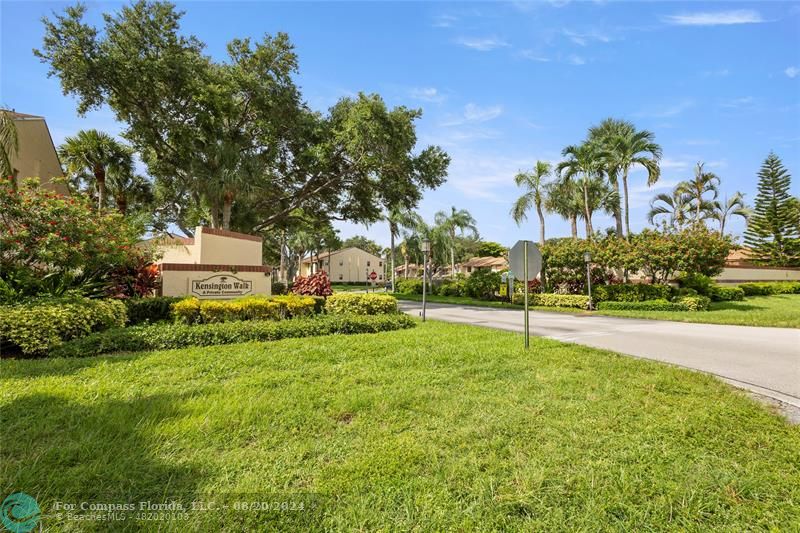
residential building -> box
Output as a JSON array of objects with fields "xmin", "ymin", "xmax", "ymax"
[
  {"xmin": 4, "ymin": 110, "xmax": 68, "ymax": 194},
  {"xmin": 300, "ymin": 247, "xmax": 385, "ymax": 283},
  {"xmin": 142, "ymin": 226, "xmax": 272, "ymax": 298},
  {"xmin": 461, "ymin": 256, "xmax": 508, "ymax": 275}
]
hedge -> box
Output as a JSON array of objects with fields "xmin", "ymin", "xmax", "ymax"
[
  {"xmin": 171, "ymin": 295, "xmax": 316, "ymax": 324},
  {"xmin": 592, "ymin": 283, "xmax": 672, "ymax": 303},
  {"xmin": 529, "ymin": 293, "xmax": 590, "ymax": 309},
  {"xmin": 50, "ymin": 314, "xmax": 417, "ymax": 358},
  {"xmin": 325, "ymin": 293, "xmax": 398, "ymax": 315},
  {"xmin": 0, "ymin": 297, "xmax": 127, "ymax": 356},
  {"xmin": 738, "ymin": 282, "xmax": 800, "ymax": 296},
  {"xmin": 709, "ymin": 285, "xmax": 745, "ymax": 302},
  {"xmin": 676, "ymin": 295, "xmax": 711, "ymax": 311},
  {"xmin": 123, "ymin": 296, "xmax": 182, "ymax": 325},
  {"xmin": 396, "ymin": 279, "xmax": 423, "ymax": 294},
  {"xmin": 597, "ymin": 295, "xmax": 710, "ymax": 312}
]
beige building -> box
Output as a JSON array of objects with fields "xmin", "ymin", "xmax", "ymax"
[
  {"xmin": 143, "ymin": 226, "xmax": 272, "ymax": 299},
  {"xmin": 5, "ymin": 111, "xmax": 68, "ymax": 194},
  {"xmin": 300, "ymin": 247, "xmax": 385, "ymax": 283}
]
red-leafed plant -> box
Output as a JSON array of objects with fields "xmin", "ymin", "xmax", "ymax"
[{"xmin": 291, "ymin": 271, "xmax": 333, "ymax": 297}]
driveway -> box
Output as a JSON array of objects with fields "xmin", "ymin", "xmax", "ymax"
[{"xmin": 400, "ymin": 301, "xmax": 800, "ymax": 409}]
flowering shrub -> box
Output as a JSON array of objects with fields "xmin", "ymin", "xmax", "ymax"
[
  {"xmin": 291, "ymin": 271, "xmax": 333, "ymax": 296},
  {"xmin": 171, "ymin": 295, "xmax": 316, "ymax": 324},
  {"xmin": 325, "ymin": 294, "xmax": 398, "ymax": 315}
]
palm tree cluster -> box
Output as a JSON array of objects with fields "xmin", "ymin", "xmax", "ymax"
[
  {"xmin": 648, "ymin": 162, "xmax": 750, "ymax": 235},
  {"xmin": 511, "ymin": 118, "xmax": 661, "ymax": 242}
]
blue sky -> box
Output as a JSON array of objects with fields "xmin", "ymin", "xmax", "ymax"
[{"xmin": 2, "ymin": 1, "xmax": 799, "ymax": 247}]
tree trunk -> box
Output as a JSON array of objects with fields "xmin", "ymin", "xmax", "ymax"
[
  {"xmin": 570, "ymin": 215, "xmax": 578, "ymax": 238},
  {"xmin": 279, "ymin": 230, "xmax": 286, "ymax": 282},
  {"xmin": 390, "ymin": 229, "xmax": 396, "ymax": 292},
  {"xmin": 450, "ymin": 228, "xmax": 456, "ymax": 277},
  {"xmin": 622, "ymin": 168, "xmax": 631, "ymax": 239},
  {"xmin": 612, "ymin": 178, "xmax": 623, "ymax": 238},
  {"xmin": 536, "ymin": 202, "xmax": 545, "ymax": 246},
  {"xmin": 582, "ymin": 179, "xmax": 594, "ymax": 238},
  {"xmin": 404, "ymin": 255, "xmax": 409, "ymax": 279},
  {"xmin": 116, "ymin": 195, "xmax": 127, "ymax": 216},
  {"xmin": 720, "ymin": 216, "xmax": 726, "ymax": 236},
  {"xmin": 94, "ymin": 165, "xmax": 106, "ymax": 210},
  {"xmin": 210, "ymin": 199, "xmax": 222, "ymax": 229},
  {"xmin": 222, "ymin": 191, "xmax": 234, "ymax": 230}
]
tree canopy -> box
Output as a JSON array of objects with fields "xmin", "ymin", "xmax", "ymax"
[{"xmin": 36, "ymin": 1, "xmax": 449, "ymax": 233}]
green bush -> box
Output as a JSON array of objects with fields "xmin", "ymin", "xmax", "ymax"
[
  {"xmin": 738, "ymin": 282, "xmax": 800, "ymax": 296},
  {"xmin": 0, "ymin": 297, "xmax": 126, "ymax": 356},
  {"xmin": 598, "ymin": 299, "xmax": 686, "ymax": 312},
  {"xmin": 51, "ymin": 314, "xmax": 417, "ymax": 358},
  {"xmin": 396, "ymin": 279, "xmax": 423, "ymax": 294},
  {"xmin": 271, "ymin": 280, "xmax": 287, "ymax": 295},
  {"xmin": 677, "ymin": 273, "xmax": 714, "ymax": 296},
  {"xmin": 171, "ymin": 295, "xmax": 316, "ymax": 324},
  {"xmin": 675, "ymin": 295, "xmax": 711, "ymax": 311},
  {"xmin": 464, "ymin": 270, "xmax": 501, "ymax": 299},
  {"xmin": 325, "ymin": 294, "xmax": 398, "ymax": 315},
  {"xmin": 436, "ymin": 278, "xmax": 466, "ymax": 297},
  {"xmin": 592, "ymin": 283, "xmax": 672, "ymax": 303},
  {"xmin": 709, "ymin": 285, "xmax": 745, "ymax": 302},
  {"xmin": 528, "ymin": 293, "xmax": 590, "ymax": 309},
  {"xmin": 123, "ymin": 296, "xmax": 182, "ymax": 325}
]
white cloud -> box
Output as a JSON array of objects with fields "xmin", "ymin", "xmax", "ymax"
[
  {"xmin": 660, "ymin": 158, "xmax": 690, "ymax": 170},
  {"xmin": 455, "ymin": 36, "xmax": 510, "ymax": 51},
  {"xmin": 635, "ymin": 99, "xmax": 694, "ymax": 118},
  {"xmin": 567, "ymin": 54, "xmax": 586, "ymax": 66},
  {"xmin": 785, "ymin": 66, "xmax": 800, "ymax": 78},
  {"xmin": 409, "ymin": 87, "xmax": 446, "ymax": 103},
  {"xmin": 519, "ymin": 50, "xmax": 550, "ymax": 62},
  {"xmin": 663, "ymin": 10, "xmax": 765, "ymax": 26},
  {"xmin": 563, "ymin": 29, "xmax": 611, "ymax": 46}
]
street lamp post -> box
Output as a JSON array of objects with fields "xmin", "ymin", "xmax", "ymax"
[
  {"xmin": 584, "ymin": 251, "xmax": 593, "ymax": 310},
  {"xmin": 421, "ymin": 238, "xmax": 431, "ymax": 321}
]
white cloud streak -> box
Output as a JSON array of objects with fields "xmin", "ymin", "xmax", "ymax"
[
  {"xmin": 455, "ymin": 36, "xmax": 510, "ymax": 51},
  {"xmin": 663, "ymin": 10, "xmax": 765, "ymax": 26}
]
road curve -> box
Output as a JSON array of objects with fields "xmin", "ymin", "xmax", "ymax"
[{"xmin": 400, "ymin": 301, "xmax": 800, "ymax": 408}]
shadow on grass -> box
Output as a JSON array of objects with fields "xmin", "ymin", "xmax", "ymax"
[
  {"xmin": 0, "ymin": 352, "xmax": 144, "ymax": 380},
  {"xmin": 0, "ymin": 393, "xmax": 204, "ymax": 507}
]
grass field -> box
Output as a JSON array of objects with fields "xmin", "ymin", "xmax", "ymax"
[
  {"xmin": 2, "ymin": 321, "xmax": 799, "ymax": 530},
  {"xmin": 394, "ymin": 293, "xmax": 800, "ymax": 328}
]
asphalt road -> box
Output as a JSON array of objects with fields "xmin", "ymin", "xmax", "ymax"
[{"xmin": 400, "ymin": 301, "xmax": 800, "ymax": 409}]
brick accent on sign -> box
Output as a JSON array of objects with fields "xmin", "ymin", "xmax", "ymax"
[
  {"xmin": 200, "ymin": 227, "xmax": 262, "ymax": 242},
  {"xmin": 160, "ymin": 263, "xmax": 272, "ymax": 273}
]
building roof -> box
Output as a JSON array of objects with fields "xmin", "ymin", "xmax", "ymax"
[
  {"xmin": 2, "ymin": 110, "xmax": 45, "ymax": 120},
  {"xmin": 725, "ymin": 247, "xmax": 754, "ymax": 267},
  {"xmin": 463, "ymin": 256, "xmax": 508, "ymax": 268},
  {"xmin": 301, "ymin": 247, "xmax": 383, "ymax": 264}
]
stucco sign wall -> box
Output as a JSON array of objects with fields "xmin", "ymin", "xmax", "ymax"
[{"xmin": 191, "ymin": 274, "xmax": 253, "ymax": 297}]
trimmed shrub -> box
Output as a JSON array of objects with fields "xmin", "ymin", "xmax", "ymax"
[
  {"xmin": 464, "ymin": 270, "xmax": 501, "ymax": 299},
  {"xmin": 436, "ymin": 278, "xmax": 466, "ymax": 297},
  {"xmin": 172, "ymin": 295, "xmax": 315, "ymax": 324},
  {"xmin": 291, "ymin": 271, "xmax": 333, "ymax": 297},
  {"xmin": 51, "ymin": 314, "xmax": 417, "ymax": 358},
  {"xmin": 271, "ymin": 280, "xmax": 287, "ymax": 295},
  {"xmin": 738, "ymin": 282, "xmax": 800, "ymax": 296},
  {"xmin": 676, "ymin": 295, "xmax": 711, "ymax": 311},
  {"xmin": 396, "ymin": 279, "xmax": 423, "ymax": 294},
  {"xmin": 592, "ymin": 283, "xmax": 672, "ymax": 303},
  {"xmin": 709, "ymin": 285, "xmax": 745, "ymax": 302},
  {"xmin": 677, "ymin": 273, "xmax": 714, "ymax": 296},
  {"xmin": 123, "ymin": 297, "xmax": 181, "ymax": 325},
  {"xmin": 528, "ymin": 293, "xmax": 590, "ymax": 309},
  {"xmin": 325, "ymin": 294, "xmax": 398, "ymax": 315},
  {"xmin": 598, "ymin": 299, "xmax": 686, "ymax": 312},
  {"xmin": 0, "ymin": 297, "xmax": 126, "ymax": 356}
]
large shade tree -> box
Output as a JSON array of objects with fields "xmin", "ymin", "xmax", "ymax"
[
  {"xmin": 37, "ymin": 1, "xmax": 449, "ymax": 233},
  {"xmin": 511, "ymin": 161, "xmax": 551, "ymax": 246}
]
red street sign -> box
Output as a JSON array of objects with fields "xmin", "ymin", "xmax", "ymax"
[{"xmin": 369, "ymin": 271, "xmax": 378, "ymax": 280}]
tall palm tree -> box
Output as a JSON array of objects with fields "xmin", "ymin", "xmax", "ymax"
[
  {"xmin": 59, "ymin": 129, "xmax": 130, "ymax": 209},
  {"xmin": 0, "ymin": 110, "xmax": 18, "ymax": 179},
  {"xmin": 557, "ymin": 142, "xmax": 603, "ymax": 238},
  {"xmin": 678, "ymin": 162, "xmax": 720, "ymax": 224},
  {"xmin": 588, "ymin": 118, "xmax": 627, "ymax": 237},
  {"xmin": 648, "ymin": 187, "xmax": 693, "ymax": 231},
  {"xmin": 707, "ymin": 192, "xmax": 751, "ymax": 236},
  {"xmin": 545, "ymin": 178, "xmax": 583, "ymax": 238},
  {"xmin": 434, "ymin": 206, "xmax": 478, "ymax": 276},
  {"xmin": 589, "ymin": 119, "xmax": 661, "ymax": 239},
  {"xmin": 579, "ymin": 176, "xmax": 620, "ymax": 238},
  {"xmin": 386, "ymin": 208, "xmax": 422, "ymax": 291},
  {"xmin": 511, "ymin": 161, "xmax": 551, "ymax": 246}
]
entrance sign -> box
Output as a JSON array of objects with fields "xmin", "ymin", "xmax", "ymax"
[
  {"xmin": 509, "ymin": 240, "xmax": 542, "ymax": 349},
  {"xmin": 191, "ymin": 274, "xmax": 253, "ymax": 297}
]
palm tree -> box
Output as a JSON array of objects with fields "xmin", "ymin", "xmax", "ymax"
[
  {"xmin": 434, "ymin": 206, "xmax": 478, "ymax": 276},
  {"xmin": 59, "ymin": 130, "xmax": 130, "ymax": 209},
  {"xmin": 557, "ymin": 142, "xmax": 603, "ymax": 238},
  {"xmin": 0, "ymin": 110, "xmax": 18, "ymax": 179},
  {"xmin": 589, "ymin": 119, "xmax": 661, "ymax": 239},
  {"xmin": 678, "ymin": 162, "xmax": 720, "ymax": 224},
  {"xmin": 386, "ymin": 208, "xmax": 422, "ymax": 291},
  {"xmin": 648, "ymin": 187, "xmax": 693, "ymax": 230},
  {"xmin": 545, "ymin": 178, "xmax": 583, "ymax": 238},
  {"xmin": 579, "ymin": 176, "xmax": 620, "ymax": 238},
  {"xmin": 511, "ymin": 161, "xmax": 551, "ymax": 246},
  {"xmin": 707, "ymin": 192, "xmax": 751, "ymax": 236}
]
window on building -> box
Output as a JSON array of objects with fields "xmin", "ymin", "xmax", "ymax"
[
  {"xmin": 379, "ymin": 261, "xmax": 382, "ymax": 267},
  {"xmin": 367, "ymin": 260, "xmax": 371, "ymax": 267},
  {"xmin": 379, "ymin": 275, "xmax": 383, "ymax": 280},
  {"xmin": 339, "ymin": 260, "xmax": 343, "ymax": 266},
  {"xmin": 339, "ymin": 274, "xmax": 343, "ymax": 280}
]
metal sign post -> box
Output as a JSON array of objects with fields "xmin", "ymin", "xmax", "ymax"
[{"xmin": 509, "ymin": 240, "xmax": 543, "ymax": 350}]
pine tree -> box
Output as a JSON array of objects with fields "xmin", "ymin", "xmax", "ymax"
[{"xmin": 743, "ymin": 152, "xmax": 800, "ymax": 266}]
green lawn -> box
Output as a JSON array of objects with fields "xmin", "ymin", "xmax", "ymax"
[
  {"xmin": 2, "ymin": 322, "xmax": 799, "ymax": 530},
  {"xmin": 394, "ymin": 293, "xmax": 800, "ymax": 328},
  {"xmin": 595, "ymin": 294, "xmax": 800, "ymax": 328}
]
